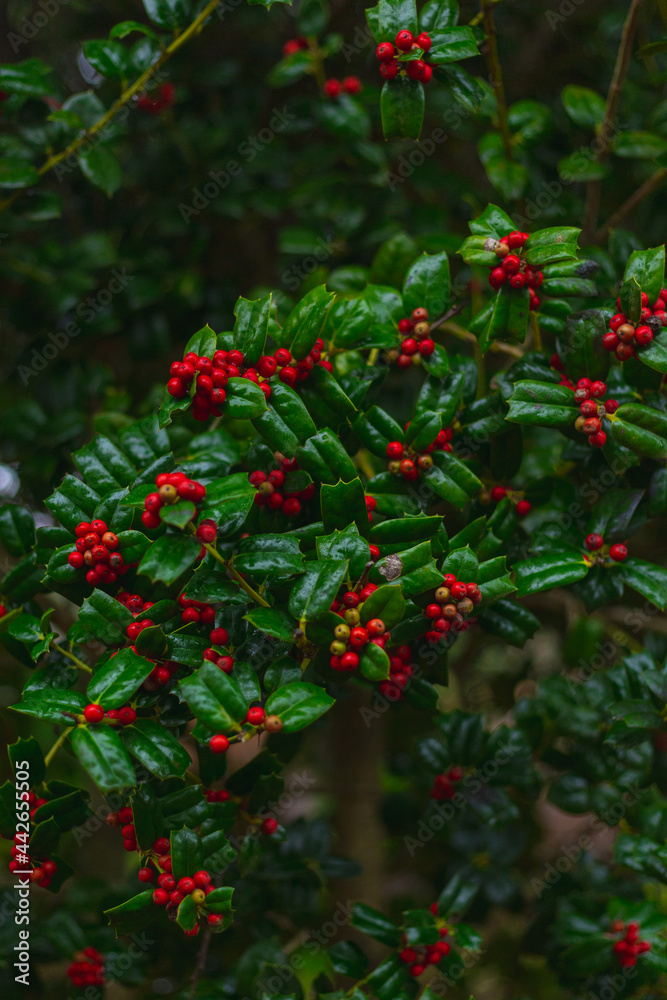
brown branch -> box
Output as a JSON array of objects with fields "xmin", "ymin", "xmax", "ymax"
[
  {"xmin": 582, "ymin": 0, "xmax": 645, "ymax": 242},
  {"xmin": 188, "ymin": 927, "xmax": 212, "ymax": 1000},
  {"xmin": 594, "ymin": 166, "xmax": 667, "ymax": 243},
  {"xmin": 480, "ymin": 0, "xmax": 513, "ymax": 161}
]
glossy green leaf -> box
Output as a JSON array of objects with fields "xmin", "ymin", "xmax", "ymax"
[
  {"xmin": 87, "ymin": 648, "xmax": 156, "ymax": 708},
  {"xmin": 70, "ymin": 726, "xmax": 135, "ymax": 793},
  {"xmin": 288, "ymin": 559, "xmax": 349, "ymax": 620},
  {"xmin": 264, "ymin": 681, "xmax": 335, "ymax": 732},
  {"xmin": 381, "ymin": 76, "xmax": 424, "ymax": 141}
]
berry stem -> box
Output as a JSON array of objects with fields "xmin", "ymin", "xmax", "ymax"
[
  {"xmin": 582, "ymin": 0, "xmax": 644, "ymax": 241},
  {"xmin": 44, "ymin": 726, "xmax": 74, "ymax": 768},
  {"xmin": 0, "ymin": 0, "xmax": 225, "ymax": 216},
  {"xmin": 187, "ymin": 927, "xmax": 212, "ymax": 1000},
  {"xmin": 530, "ymin": 310, "xmax": 542, "ymax": 353},
  {"xmin": 480, "ymin": 0, "xmax": 514, "ymax": 162},
  {"xmin": 306, "ymin": 35, "xmax": 327, "ymax": 90},
  {"xmin": 53, "ymin": 642, "xmax": 93, "ymax": 674},
  {"xmin": 201, "ymin": 541, "xmax": 271, "ymax": 608}
]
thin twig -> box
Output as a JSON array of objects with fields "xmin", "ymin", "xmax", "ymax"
[
  {"xmin": 582, "ymin": 0, "xmax": 645, "ymax": 242},
  {"xmin": 0, "ymin": 0, "xmax": 224, "ymax": 215},
  {"xmin": 44, "ymin": 727, "xmax": 74, "ymax": 768},
  {"xmin": 187, "ymin": 927, "xmax": 212, "ymax": 1000},
  {"xmin": 594, "ymin": 167, "xmax": 667, "ymax": 243},
  {"xmin": 480, "ymin": 0, "xmax": 513, "ymax": 161}
]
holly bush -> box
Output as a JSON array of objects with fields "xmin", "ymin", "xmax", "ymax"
[{"xmin": 2, "ymin": 1, "xmax": 667, "ymax": 999}]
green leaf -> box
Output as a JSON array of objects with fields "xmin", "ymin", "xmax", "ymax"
[
  {"xmin": 199, "ymin": 473, "xmax": 255, "ymax": 537},
  {"xmin": 0, "ymin": 160, "xmax": 39, "ymax": 190},
  {"xmin": 288, "ymin": 559, "xmax": 349, "ymax": 621},
  {"xmin": 179, "ymin": 662, "xmax": 248, "ymax": 733},
  {"xmin": 234, "ymin": 534, "xmax": 304, "ymax": 577},
  {"xmin": 171, "ymin": 827, "xmax": 205, "ymax": 882},
  {"xmin": 561, "ymin": 85, "xmax": 605, "ymax": 127},
  {"xmin": 233, "ymin": 293, "xmax": 272, "ymax": 364},
  {"xmin": 0, "ymin": 504, "xmax": 35, "ymax": 557},
  {"xmin": 184, "ymin": 324, "xmax": 217, "ymax": 358},
  {"xmin": 610, "ymin": 403, "xmax": 667, "ymax": 459},
  {"xmin": 402, "ymin": 252, "xmax": 450, "ymax": 318},
  {"xmin": 359, "ymin": 642, "xmax": 391, "ymax": 681},
  {"xmin": 428, "ymin": 26, "xmax": 478, "ymax": 63},
  {"xmin": 243, "ymin": 608, "xmax": 296, "ymax": 643},
  {"xmin": 381, "ymin": 76, "xmax": 424, "ymax": 140},
  {"xmin": 367, "ymin": 0, "xmax": 418, "ymax": 40},
  {"xmin": 506, "ymin": 380, "xmax": 576, "ymax": 426},
  {"xmin": 264, "ymin": 682, "xmax": 335, "ymax": 732},
  {"xmin": 11, "ymin": 689, "xmax": 86, "ymax": 722},
  {"xmin": 46, "ymin": 474, "xmax": 101, "ymax": 532},
  {"xmin": 138, "ymin": 535, "xmax": 202, "ymax": 585},
  {"xmin": 359, "ymin": 585, "xmax": 406, "ymax": 629},
  {"xmin": 618, "ymin": 558, "xmax": 667, "ymax": 609},
  {"xmin": 316, "ymin": 524, "xmax": 371, "ymax": 579},
  {"xmin": 121, "ymin": 719, "xmax": 191, "ymax": 779},
  {"xmin": 321, "ymin": 478, "xmax": 370, "ymax": 536},
  {"xmin": 79, "ymin": 145, "xmax": 122, "ymax": 197},
  {"xmin": 556, "ymin": 309, "xmax": 609, "ymax": 381},
  {"xmin": 351, "ymin": 903, "xmax": 402, "ymax": 947},
  {"xmin": 524, "ymin": 227, "xmax": 580, "ymax": 266},
  {"xmin": 421, "ymin": 449, "xmax": 482, "ymax": 506},
  {"xmin": 131, "ymin": 784, "xmax": 164, "ymax": 852},
  {"xmin": 513, "ymin": 550, "xmax": 590, "ymax": 597},
  {"xmin": 160, "ymin": 500, "xmax": 196, "ymax": 529},
  {"xmin": 253, "ymin": 382, "xmax": 317, "ymax": 454},
  {"xmin": 105, "ymin": 891, "xmax": 155, "ymax": 935},
  {"xmin": 276, "ymin": 285, "xmax": 335, "ymax": 359},
  {"xmin": 225, "ymin": 377, "xmax": 268, "ymax": 419},
  {"xmin": 79, "ymin": 590, "xmax": 134, "ymax": 645},
  {"xmin": 70, "ymin": 726, "xmax": 135, "ymax": 793},
  {"xmin": 623, "ymin": 246, "xmax": 665, "ymax": 305},
  {"xmin": 141, "ymin": 0, "xmax": 191, "ymax": 29},
  {"xmin": 83, "ymin": 39, "xmax": 130, "ymax": 77},
  {"xmin": 297, "ymin": 429, "xmax": 357, "ymax": 485},
  {"xmin": 87, "ymin": 648, "xmax": 156, "ymax": 708},
  {"xmin": 613, "ymin": 130, "xmax": 667, "ymax": 159}
]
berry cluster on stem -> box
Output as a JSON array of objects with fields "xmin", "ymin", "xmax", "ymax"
[
  {"xmin": 397, "ymin": 307, "xmax": 436, "ymax": 368},
  {"xmin": 376, "ymin": 32, "xmax": 434, "ymax": 83},
  {"xmin": 141, "ymin": 471, "xmax": 208, "ymax": 530},
  {"xmin": 67, "ymin": 948, "xmax": 105, "ymax": 988},
  {"xmin": 329, "ymin": 583, "xmax": 387, "ymax": 672},
  {"xmin": 430, "ymin": 766, "xmax": 464, "ymax": 800},
  {"xmin": 488, "ymin": 231, "xmax": 542, "ymax": 311},
  {"xmin": 386, "ymin": 429, "xmax": 453, "ymax": 480},
  {"xmin": 249, "ymin": 458, "xmax": 315, "ymax": 517},
  {"xmin": 489, "ymin": 485, "xmax": 531, "ymax": 517},
  {"xmin": 137, "ymin": 82, "xmax": 175, "ymax": 115},
  {"xmin": 423, "ymin": 575, "xmax": 481, "ymax": 642},
  {"xmin": 603, "ymin": 289, "xmax": 667, "ymax": 360},
  {"xmin": 570, "ymin": 378, "xmax": 617, "ymax": 449},
  {"xmin": 611, "ymin": 921, "xmax": 651, "ymax": 967},
  {"xmin": 208, "ymin": 707, "xmax": 282, "ymax": 754},
  {"xmin": 584, "ymin": 533, "xmax": 627, "ymax": 563},
  {"xmin": 324, "ymin": 77, "xmax": 362, "ymax": 98},
  {"xmin": 379, "ymin": 643, "xmax": 415, "ymax": 701},
  {"xmin": 68, "ymin": 520, "xmax": 124, "ymax": 585}
]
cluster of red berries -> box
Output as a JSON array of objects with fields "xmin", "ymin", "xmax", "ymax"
[
  {"xmin": 67, "ymin": 948, "xmax": 105, "ymax": 988},
  {"xmin": 107, "ymin": 807, "xmax": 147, "ymax": 852},
  {"xmin": 178, "ymin": 591, "xmax": 217, "ymax": 626},
  {"xmin": 20, "ymin": 789, "xmax": 48, "ymax": 823},
  {"xmin": 376, "ymin": 31, "xmax": 434, "ymax": 83},
  {"xmin": 378, "ymin": 644, "xmax": 415, "ymax": 701},
  {"xmin": 323, "ymin": 77, "xmax": 362, "ymax": 98},
  {"xmin": 329, "ymin": 584, "xmax": 388, "ymax": 672},
  {"xmin": 249, "ymin": 460, "xmax": 315, "ymax": 517},
  {"xmin": 488, "ymin": 231, "xmax": 542, "ymax": 310},
  {"xmin": 584, "ymin": 534, "xmax": 627, "ymax": 562},
  {"xmin": 68, "ymin": 519, "xmax": 124, "ymax": 585},
  {"xmin": 423, "ymin": 576, "xmax": 481, "ymax": 643},
  {"xmin": 603, "ymin": 290, "xmax": 667, "ymax": 361},
  {"xmin": 611, "ymin": 921, "xmax": 651, "ymax": 967},
  {"xmin": 386, "ymin": 430, "xmax": 453, "ymax": 480},
  {"xmin": 490, "ymin": 486, "xmax": 531, "ymax": 517},
  {"xmin": 283, "ymin": 37, "xmax": 307, "ymax": 57},
  {"xmin": 202, "ymin": 630, "xmax": 235, "ymax": 675},
  {"xmin": 82, "ymin": 702, "xmax": 137, "ymax": 725},
  {"xmin": 204, "ymin": 787, "xmax": 231, "ymax": 803},
  {"xmin": 8, "ymin": 835, "xmax": 58, "ymax": 888},
  {"xmin": 137, "ymin": 81, "xmax": 175, "ymax": 115},
  {"xmin": 399, "ymin": 911, "xmax": 450, "ymax": 977},
  {"xmin": 570, "ymin": 378, "xmax": 617, "ymax": 449},
  {"xmin": 141, "ymin": 472, "xmax": 207, "ymax": 530},
  {"xmin": 430, "ymin": 766, "xmax": 464, "ymax": 800},
  {"xmin": 144, "ymin": 657, "xmax": 181, "ymax": 691},
  {"xmin": 208, "ymin": 708, "xmax": 283, "ymax": 754},
  {"xmin": 396, "ymin": 307, "xmax": 436, "ymax": 368}
]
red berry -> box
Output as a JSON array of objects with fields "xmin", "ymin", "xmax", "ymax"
[
  {"xmin": 246, "ymin": 706, "xmax": 266, "ymax": 727},
  {"xmin": 152, "ymin": 889, "xmax": 169, "ymax": 905},
  {"xmin": 138, "ymin": 867, "xmax": 154, "ymax": 883},
  {"xmin": 282, "ymin": 497, "xmax": 301, "ymax": 517},
  {"xmin": 380, "ymin": 61, "xmax": 399, "ymax": 80},
  {"xmin": 167, "ymin": 378, "xmax": 187, "ymax": 398},
  {"xmin": 209, "ymin": 734, "xmax": 230, "ymax": 753},
  {"xmin": 585, "ymin": 533, "xmax": 603, "ymax": 551},
  {"xmin": 635, "ymin": 325, "xmax": 653, "ymax": 346},
  {"xmin": 589, "ymin": 380, "xmax": 606, "ymax": 398},
  {"xmin": 416, "ymin": 32, "xmax": 431, "ymax": 50},
  {"xmin": 119, "ymin": 707, "xmax": 136, "ymax": 726},
  {"xmin": 68, "ymin": 551, "xmax": 84, "ymax": 568},
  {"xmin": 262, "ymin": 817, "xmax": 279, "ymax": 835},
  {"xmin": 324, "ymin": 79, "xmax": 341, "ymax": 98},
  {"xmin": 610, "ymin": 543, "xmax": 627, "ymax": 562},
  {"xmin": 509, "ymin": 273, "xmax": 526, "ymax": 289},
  {"xmin": 91, "ymin": 520, "xmax": 107, "ymax": 534},
  {"xmin": 210, "ymin": 627, "xmax": 229, "ymax": 645},
  {"xmin": 406, "ymin": 59, "xmax": 426, "ymax": 80},
  {"xmin": 83, "ymin": 704, "xmax": 104, "ymax": 724},
  {"xmin": 217, "ymin": 655, "xmax": 234, "ymax": 673},
  {"xmin": 395, "ymin": 30, "xmax": 414, "ymax": 51},
  {"xmin": 419, "ymin": 338, "xmax": 435, "ymax": 356},
  {"xmin": 400, "ymin": 948, "xmax": 417, "ymax": 963},
  {"xmin": 489, "ymin": 267, "xmax": 506, "ymax": 288},
  {"xmin": 398, "ymin": 317, "xmax": 414, "ymax": 333},
  {"xmin": 177, "ymin": 876, "xmax": 195, "ymax": 894},
  {"xmin": 507, "ymin": 231, "xmax": 528, "ymax": 248},
  {"xmin": 516, "ymin": 500, "xmax": 531, "ymax": 517},
  {"xmin": 343, "ymin": 76, "xmax": 362, "ymax": 94},
  {"xmin": 340, "ymin": 651, "xmax": 359, "ymax": 670},
  {"xmin": 401, "ymin": 337, "xmax": 419, "ymax": 356},
  {"xmin": 604, "ymin": 399, "xmax": 619, "ymax": 414},
  {"xmin": 502, "ymin": 254, "xmax": 521, "ymax": 274},
  {"xmin": 279, "ymin": 366, "xmax": 297, "ymax": 386},
  {"xmin": 603, "ymin": 332, "xmax": 619, "ymax": 351},
  {"xmin": 491, "ymin": 486, "xmax": 507, "ymax": 501},
  {"xmin": 409, "ymin": 964, "xmax": 425, "ymax": 977},
  {"xmin": 376, "ymin": 42, "xmax": 395, "ymax": 61},
  {"xmin": 141, "ymin": 510, "xmax": 161, "ymax": 530},
  {"xmin": 75, "ymin": 522, "xmax": 91, "ymax": 537},
  {"xmin": 193, "ymin": 870, "xmax": 211, "ymax": 888},
  {"xmin": 367, "ymin": 618, "xmax": 386, "ymax": 636},
  {"xmin": 589, "ymin": 431, "xmax": 607, "ymax": 448},
  {"xmin": 421, "ymin": 64, "xmax": 433, "ymax": 82}
]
